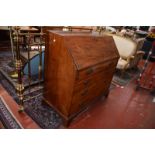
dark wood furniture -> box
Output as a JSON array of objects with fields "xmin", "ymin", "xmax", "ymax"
[
  {"xmin": 44, "ymin": 30, "xmax": 119, "ymax": 126},
  {"xmin": 0, "ymin": 27, "xmax": 10, "ymax": 41}
]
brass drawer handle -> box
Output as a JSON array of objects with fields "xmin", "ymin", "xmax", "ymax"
[
  {"xmin": 86, "ymin": 68, "xmax": 94, "ymax": 75},
  {"xmin": 80, "ymin": 101, "xmax": 85, "ymax": 108},
  {"xmin": 81, "ymin": 89, "xmax": 88, "ymax": 96},
  {"xmin": 83, "ymin": 80, "xmax": 89, "ymax": 85}
]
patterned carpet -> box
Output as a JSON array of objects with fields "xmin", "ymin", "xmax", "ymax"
[
  {"xmin": 0, "ymin": 51, "xmax": 62, "ymax": 129},
  {"xmin": 112, "ymin": 68, "xmax": 141, "ymax": 87},
  {"xmin": 0, "ymin": 97, "xmax": 22, "ymax": 129}
]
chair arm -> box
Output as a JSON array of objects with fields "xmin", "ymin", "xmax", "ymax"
[
  {"xmin": 136, "ymin": 50, "xmax": 145, "ymax": 55},
  {"xmin": 126, "ymin": 51, "xmax": 144, "ymax": 63},
  {"xmin": 127, "ymin": 55, "xmax": 134, "ymax": 62}
]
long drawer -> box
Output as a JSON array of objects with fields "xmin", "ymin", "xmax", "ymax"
[
  {"xmin": 74, "ymin": 68, "xmax": 115, "ymax": 90},
  {"xmin": 69, "ymin": 71, "xmax": 113, "ymax": 115},
  {"xmin": 75, "ymin": 59, "xmax": 117, "ymax": 81},
  {"xmin": 70, "ymin": 80, "xmax": 109, "ymax": 115}
]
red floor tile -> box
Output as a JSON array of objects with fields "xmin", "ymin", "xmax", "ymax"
[{"xmin": 69, "ymin": 81, "xmax": 155, "ymax": 129}]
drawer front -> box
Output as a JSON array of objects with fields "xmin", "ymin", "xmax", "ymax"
[
  {"xmin": 70, "ymin": 80, "xmax": 109, "ymax": 115},
  {"xmin": 76, "ymin": 59, "xmax": 117, "ymax": 81},
  {"xmin": 74, "ymin": 68, "xmax": 115, "ymax": 90},
  {"xmin": 69, "ymin": 71, "xmax": 113, "ymax": 115}
]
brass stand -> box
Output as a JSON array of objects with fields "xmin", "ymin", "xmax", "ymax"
[
  {"xmin": 14, "ymin": 27, "xmax": 25, "ymax": 112},
  {"xmin": 9, "ymin": 26, "xmax": 19, "ymax": 79},
  {"xmin": 9, "ymin": 26, "xmax": 15, "ymax": 61},
  {"xmin": 27, "ymin": 31, "xmax": 32, "ymax": 97},
  {"xmin": 38, "ymin": 27, "xmax": 43, "ymax": 87},
  {"xmin": 96, "ymin": 26, "xmax": 106, "ymax": 35},
  {"xmin": 9, "ymin": 26, "xmax": 45, "ymax": 111}
]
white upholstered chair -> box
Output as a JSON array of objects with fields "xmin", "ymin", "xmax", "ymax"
[{"xmin": 112, "ymin": 35, "xmax": 145, "ymax": 74}]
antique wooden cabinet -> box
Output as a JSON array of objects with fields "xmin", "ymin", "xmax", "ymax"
[{"xmin": 44, "ymin": 30, "xmax": 119, "ymax": 125}]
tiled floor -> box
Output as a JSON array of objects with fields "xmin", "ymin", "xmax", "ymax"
[
  {"xmin": 69, "ymin": 81, "xmax": 155, "ymax": 128},
  {"xmin": 0, "ymin": 120, "xmax": 5, "ymax": 128}
]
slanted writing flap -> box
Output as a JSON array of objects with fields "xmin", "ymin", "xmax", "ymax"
[{"xmin": 63, "ymin": 35, "xmax": 119, "ymax": 70}]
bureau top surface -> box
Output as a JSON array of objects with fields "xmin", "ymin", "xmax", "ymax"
[
  {"xmin": 48, "ymin": 31, "xmax": 119, "ymax": 70},
  {"xmin": 48, "ymin": 30, "xmax": 98, "ymax": 36}
]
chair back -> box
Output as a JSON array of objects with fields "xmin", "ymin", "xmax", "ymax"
[{"xmin": 113, "ymin": 35, "xmax": 137, "ymax": 59}]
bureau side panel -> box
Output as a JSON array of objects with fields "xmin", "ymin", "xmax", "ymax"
[{"xmin": 44, "ymin": 32, "xmax": 76, "ymax": 117}]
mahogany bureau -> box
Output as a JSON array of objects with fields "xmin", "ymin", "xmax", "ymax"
[{"xmin": 43, "ymin": 30, "xmax": 119, "ymax": 126}]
